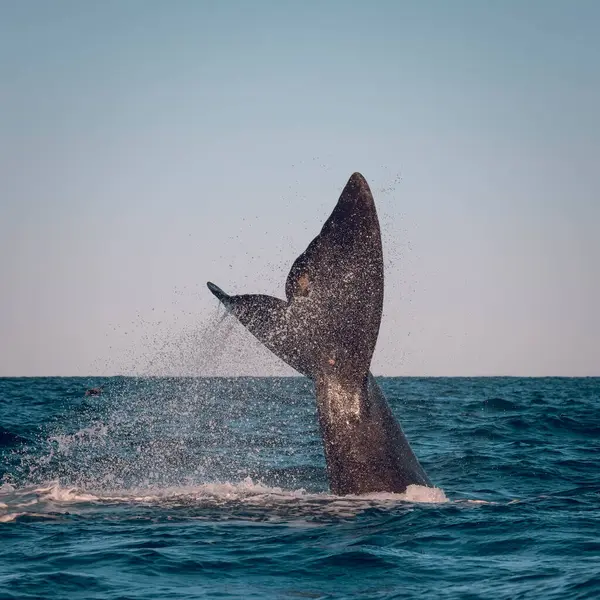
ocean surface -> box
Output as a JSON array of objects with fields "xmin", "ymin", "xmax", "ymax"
[{"xmin": 1, "ymin": 376, "xmax": 598, "ymax": 599}]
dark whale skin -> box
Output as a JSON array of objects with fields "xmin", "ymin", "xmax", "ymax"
[{"xmin": 208, "ymin": 173, "xmax": 432, "ymax": 494}]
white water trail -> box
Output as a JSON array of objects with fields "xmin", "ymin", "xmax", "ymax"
[{"xmin": 0, "ymin": 479, "xmax": 449, "ymax": 524}]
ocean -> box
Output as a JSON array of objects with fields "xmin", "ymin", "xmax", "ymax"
[{"xmin": 1, "ymin": 376, "xmax": 598, "ymax": 599}]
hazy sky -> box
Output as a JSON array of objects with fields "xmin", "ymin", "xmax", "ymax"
[{"xmin": 1, "ymin": 1, "xmax": 598, "ymax": 376}]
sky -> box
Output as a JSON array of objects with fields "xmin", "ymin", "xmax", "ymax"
[{"xmin": 1, "ymin": 0, "xmax": 598, "ymax": 376}]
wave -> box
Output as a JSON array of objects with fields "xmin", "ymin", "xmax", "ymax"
[{"xmin": 0, "ymin": 479, "xmax": 448, "ymax": 524}]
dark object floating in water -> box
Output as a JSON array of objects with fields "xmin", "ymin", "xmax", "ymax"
[
  {"xmin": 207, "ymin": 173, "xmax": 432, "ymax": 495},
  {"xmin": 85, "ymin": 387, "xmax": 103, "ymax": 397}
]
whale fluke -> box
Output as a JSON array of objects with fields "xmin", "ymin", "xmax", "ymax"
[{"xmin": 207, "ymin": 173, "xmax": 432, "ymax": 494}]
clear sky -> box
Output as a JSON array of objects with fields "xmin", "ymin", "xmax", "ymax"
[{"xmin": 1, "ymin": 0, "xmax": 598, "ymax": 376}]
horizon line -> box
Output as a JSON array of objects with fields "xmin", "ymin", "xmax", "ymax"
[{"xmin": 1, "ymin": 374, "xmax": 599, "ymax": 379}]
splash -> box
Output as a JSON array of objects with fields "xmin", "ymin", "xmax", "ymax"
[
  {"xmin": 109, "ymin": 310, "xmax": 296, "ymax": 378},
  {"xmin": 381, "ymin": 484, "xmax": 447, "ymax": 504},
  {"xmin": 0, "ymin": 478, "xmax": 450, "ymax": 525},
  {"xmin": 6, "ymin": 315, "xmax": 446, "ymax": 509}
]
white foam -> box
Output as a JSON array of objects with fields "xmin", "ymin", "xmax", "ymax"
[
  {"xmin": 66, "ymin": 480, "xmax": 447, "ymax": 506},
  {"xmin": 0, "ymin": 512, "xmax": 59, "ymax": 523},
  {"xmin": 34, "ymin": 484, "xmax": 98, "ymax": 503},
  {"xmin": 401, "ymin": 484, "xmax": 448, "ymax": 504},
  {"xmin": 340, "ymin": 485, "xmax": 448, "ymax": 505},
  {"xmin": 1, "ymin": 479, "xmax": 449, "ymax": 505},
  {"xmin": 0, "ymin": 513, "xmax": 24, "ymax": 523},
  {"xmin": 0, "ymin": 478, "xmax": 450, "ymax": 523},
  {"xmin": 11, "ymin": 499, "xmax": 38, "ymax": 508}
]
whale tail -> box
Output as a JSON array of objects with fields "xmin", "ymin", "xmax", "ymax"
[
  {"xmin": 207, "ymin": 173, "xmax": 432, "ymax": 494},
  {"xmin": 207, "ymin": 172, "xmax": 383, "ymax": 384}
]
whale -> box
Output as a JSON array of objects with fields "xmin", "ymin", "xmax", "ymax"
[{"xmin": 207, "ymin": 173, "xmax": 432, "ymax": 495}]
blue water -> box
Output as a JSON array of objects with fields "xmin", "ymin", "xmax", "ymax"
[{"xmin": 1, "ymin": 376, "xmax": 599, "ymax": 599}]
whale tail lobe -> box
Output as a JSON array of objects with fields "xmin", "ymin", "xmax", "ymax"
[{"xmin": 206, "ymin": 172, "xmax": 383, "ymax": 383}]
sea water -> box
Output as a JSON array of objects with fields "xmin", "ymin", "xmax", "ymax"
[{"xmin": 1, "ymin": 376, "xmax": 598, "ymax": 599}]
